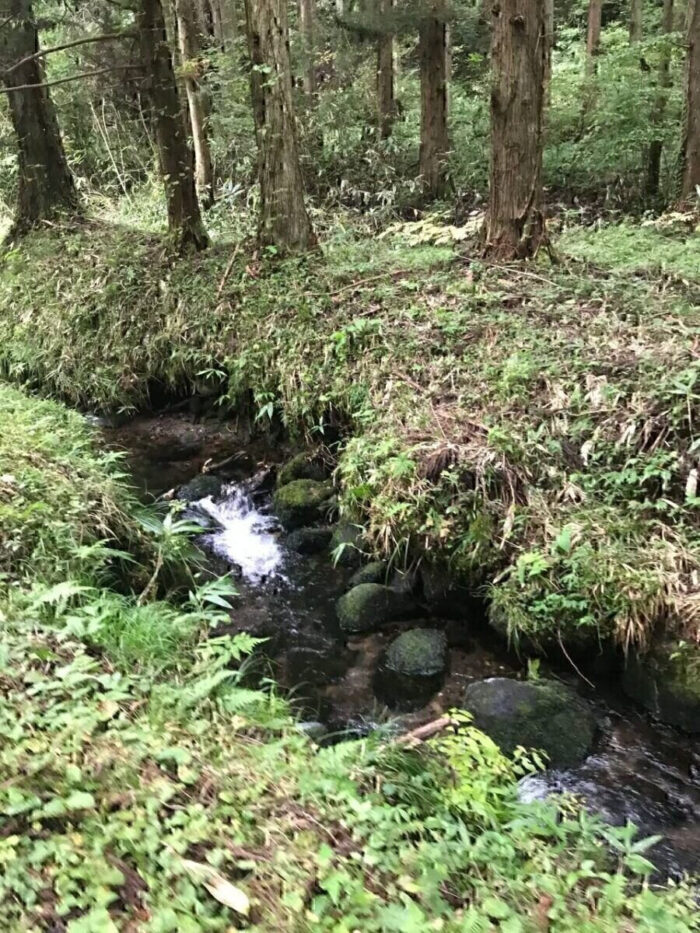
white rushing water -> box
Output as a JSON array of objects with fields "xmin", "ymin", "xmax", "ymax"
[{"xmin": 198, "ymin": 484, "xmax": 285, "ymax": 584}]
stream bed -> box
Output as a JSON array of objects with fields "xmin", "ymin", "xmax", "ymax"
[{"xmin": 104, "ymin": 413, "xmax": 700, "ymax": 882}]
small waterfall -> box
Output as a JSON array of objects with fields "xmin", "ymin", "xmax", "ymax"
[{"xmin": 198, "ymin": 484, "xmax": 285, "ymax": 584}]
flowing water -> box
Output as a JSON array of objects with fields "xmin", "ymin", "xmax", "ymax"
[{"xmin": 103, "ymin": 413, "xmax": 700, "ymax": 882}]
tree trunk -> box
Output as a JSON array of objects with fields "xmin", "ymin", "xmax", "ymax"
[
  {"xmin": 629, "ymin": 0, "xmax": 642, "ymax": 43},
  {"xmin": 216, "ymin": 0, "xmax": 237, "ymax": 48},
  {"xmin": 244, "ymin": 0, "xmax": 315, "ymax": 253},
  {"xmin": 138, "ymin": 0, "xmax": 208, "ymax": 251},
  {"xmin": 680, "ymin": 0, "xmax": 700, "ymax": 201},
  {"xmin": 484, "ymin": 0, "xmax": 548, "ymax": 259},
  {"xmin": 646, "ymin": 0, "xmax": 674, "ymax": 198},
  {"xmin": 0, "ymin": 0, "xmax": 79, "ymax": 236},
  {"xmin": 377, "ymin": 0, "xmax": 394, "ymax": 138},
  {"xmin": 585, "ymin": 0, "xmax": 602, "ymax": 76},
  {"xmin": 299, "ymin": 0, "xmax": 316, "ymax": 98},
  {"xmin": 544, "ymin": 0, "xmax": 554, "ymax": 102},
  {"xmin": 418, "ymin": 0, "xmax": 449, "ymax": 199},
  {"xmin": 175, "ymin": 0, "xmax": 215, "ymax": 206}
]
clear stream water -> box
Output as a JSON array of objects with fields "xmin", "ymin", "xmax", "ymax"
[{"xmin": 104, "ymin": 414, "xmax": 700, "ymax": 882}]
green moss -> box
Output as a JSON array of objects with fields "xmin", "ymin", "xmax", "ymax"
[
  {"xmin": 385, "ymin": 628, "xmax": 448, "ymax": 677},
  {"xmin": 336, "ymin": 582, "xmax": 416, "ymax": 634},
  {"xmin": 349, "ymin": 560, "xmax": 388, "ymax": 587},
  {"xmin": 273, "ymin": 479, "xmax": 334, "ymax": 529},
  {"xmin": 623, "ymin": 640, "xmax": 700, "ymax": 732},
  {"xmin": 277, "ymin": 451, "xmax": 327, "ymax": 487}
]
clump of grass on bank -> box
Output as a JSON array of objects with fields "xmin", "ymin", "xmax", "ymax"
[
  {"xmin": 0, "ymin": 216, "xmax": 698, "ymax": 651},
  {"xmin": 1, "ymin": 348, "xmax": 699, "ymax": 931}
]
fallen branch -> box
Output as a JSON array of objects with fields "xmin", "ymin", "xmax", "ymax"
[
  {"xmin": 4, "ymin": 31, "xmax": 137, "ymax": 75},
  {"xmin": 1, "ymin": 65, "xmax": 142, "ymax": 95},
  {"xmin": 216, "ymin": 244, "xmax": 242, "ymax": 301},
  {"xmin": 396, "ymin": 714, "xmax": 457, "ymax": 747}
]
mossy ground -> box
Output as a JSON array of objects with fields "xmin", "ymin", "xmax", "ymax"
[
  {"xmin": 1, "ymin": 387, "xmax": 698, "ymax": 930},
  {"xmin": 0, "ymin": 213, "xmax": 698, "ymax": 652}
]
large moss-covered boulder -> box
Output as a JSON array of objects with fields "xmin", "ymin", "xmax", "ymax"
[
  {"xmin": 330, "ymin": 522, "xmax": 365, "ymax": 567},
  {"xmin": 177, "ymin": 474, "xmax": 224, "ymax": 502},
  {"xmin": 336, "ymin": 583, "xmax": 417, "ymax": 634},
  {"xmin": 386, "ymin": 628, "xmax": 448, "ymax": 678},
  {"xmin": 349, "ymin": 561, "xmax": 388, "ymax": 587},
  {"xmin": 286, "ymin": 526, "xmax": 333, "ymax": 555},
  {"xmin": 277, "ymin": 451, "xmax": 327, "ymax": 488},
  {"xmin": 273, "ymin": 479, "xmax": 334, "ymax": 530},
  {"xmin": 463, "ymin": 678, "xmax": 596, "ymax": 768},
  {"xmin": 623, "ymin": 641, "xmax": 700, "ymax": 733}
]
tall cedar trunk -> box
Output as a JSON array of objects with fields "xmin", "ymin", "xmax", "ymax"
[
  {"xmin": 646, "ymin": 0, "xmax": 674, "ymax": 197},
  {"xmin": 544, "ymin": 0, "xmax": 554, "ymax": 102},
  {"xmin": 244, "ymin": 0, "xmax": 315, "ymax": 253},
  {"xmin": 418, "ymin": 0, "xmax": 449, "ymax": 198},
  {"xmin": 585, "ymin": 0, "xmax": 602, "ymax": 76},
  {"xmin": 377, "ymin": 0, "xmax": 394, "ymax": 138},
  {"xmin": 680, "ymin": 0, "xmax": 700, "ymax": 200},
  {"xmin": 629, "ymin": 0, "xmax": 642, "ymax": 43},
  {"xmin": 175, "ymin": 0, "xmax": 215, "ymax": 206},
  {"xmin": 484, "ymin": 0, "xmax": 548, "ymax": 259},
  {"xmin": 139, "ymin": 0, "xmax": 208, "ymax": 251},
  {"xmin": 216, "ymin": 0, "xmax": 236, "ymax": 48},
  {"xmin": 299, "ymin": 0, "xmax": 316, "ymax": 98},
  {"xmin": 0, "ymin": 0, "xmax": 79, "ymax": 236}
]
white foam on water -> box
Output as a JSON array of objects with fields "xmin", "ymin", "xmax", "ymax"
[{"xmin": 198, "ymin": 484, "xmax": 285, "ymax": 584}]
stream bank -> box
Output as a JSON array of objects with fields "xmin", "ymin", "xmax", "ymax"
[{"xmin": 104, "ymin": 410, "xmax": 700, "ymax": 882}]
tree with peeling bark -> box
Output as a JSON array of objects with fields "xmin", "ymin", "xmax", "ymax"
[
  {"xmin": 138, "ymin": 0, "xmax": 208, "ymax": 251},
  {"xmin": 377, "ymin": 0, "xmax": 395, "ymax": 139},
  {"xmin": 244, "ymin": 0, "xmax": 315, "ymax": 254},
  {"xmin": 679, "ymin": 0, "xmax": 700, "ymax": 201},
  {"xmin": 0, "ymin": 0, "xmax": 79, "ymax": 237},
  {"xmin": 174, "ymin": 0, "xmax": 215, "ymax": 207},
  {"xmin": 483, "ymin": 0, "xmax": 548, "ymax": 260},
  {"xmin": 419, "ymin": 0, "xmax": 450, "ymax": 199}
]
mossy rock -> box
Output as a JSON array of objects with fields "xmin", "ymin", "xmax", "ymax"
[
  {"xmin": 277, "ymin": 451, "xmax": 328, "ymax": 488},
  {"xmin": 463, "ymin": 677, "xmax": 596, "ymax": 768},
  {"xmin": 421, "ymin": 564, "xmax": 484, "ymax": 621},
  {"xmin": 177, "ymin": 474, "xmax": 224, "ymax": 502},
  {"xmin": 336, "ymin": 583, "xmax": 417, "ymax": 634},
  {"xmin": 273, "ymin": 479, "xmax": 334, "ymax": 530},
  {"xmin": 286, "ymin": 526, "xmax": 333, "ymax": 555},
  {"xmin": 623, "ymin": 641, "xmax": 700, "ymax": 733},
  {"xmin": 385, "ymin": 628, "xmax": 448, "ymax": 678},
  {"xmin": 349, "ymin": 561, "xmax": 388, "ymax": 587},
  {"xmin": 330, "ymin": 521, "xmax": 365, "ymax": 567}
]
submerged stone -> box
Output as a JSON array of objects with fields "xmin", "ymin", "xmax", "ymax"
[
  {"xmin": 336, "ymin": 583, "xmax": 417, "ymax": 634},
  {"xmin": 177, "ymin": 473, "xmax": 224, "ymax": 502},
  {"xmin": 349, "ymin": 561, "xmax": 388, "ymax": 587},
  {"xmin": 385, "ymin": 628, "xmax": 448, "ymax": 678},
  {"xmin": 273, "ymin": 479, "xmax": 334, "ymax": 530},
  {"xmin": 286, "ymin": 526, "xmax": 333, "ymax": 554},
  {"xmin": 277, "ymin": 451, "xmax": 327, "ymax": 487},
  {"xmin": 623, "ymin": 641, "xmax": 700, "ymax": 733},
  {"xmin": 463, "ymin": 677, "xmax": 596, "ymax": 768}
]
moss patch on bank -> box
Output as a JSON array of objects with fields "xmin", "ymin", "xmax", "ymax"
[
  {"xmin": 0, "ymin": 217, "xmax": 698, "ymax": 650},
  {"xmin": 1, "ymin": 384, "xmax": 699, "ymax": 931}
]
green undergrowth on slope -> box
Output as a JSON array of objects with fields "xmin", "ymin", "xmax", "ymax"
[
  {"xmin": 0, "ymin": 217, "xmax": 698, "ymax": 650},
  {"xmin": 1, "ymin": 384, "xmax": 699, "ymax": 931}
]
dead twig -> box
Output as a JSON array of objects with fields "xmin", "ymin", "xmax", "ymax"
[
  {"xmin": 396, "ymin": 714, "xmax": 457, "ymax": 747},
  {"xmin": 216, "ymin": 244, "xmax": 242, "ymax": 301}
]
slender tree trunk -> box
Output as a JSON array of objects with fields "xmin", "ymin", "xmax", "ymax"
[
  {"xmin": 299, "ymin": 0, "xmax": 316, "ymax": 98},
  {"xmin": 585, "ymin": 0, "xmax": 602, "ymax": 75},
  {"xmin": 216, "ymin": 0, "xmax": 236, "ymax": 48},
  {"xmin": 646, "ymin": 0, "xmax": 674, "ymax": 198},
  {"xmin": 679, "ymin": 0, "xmax": 700, "ymax": 200},
  {"xmin": 175, "ymin": 0, "xmax": 215, "ymax": 206},
  {"xmin": 544, "ymin": 0, "xmax": 554, "ymax": 103},
  {"xmin": 0, "ymin": 0, "xmax": 79, "ymax": 236},
  {"xmin": 377, "ymin": 0, "xmax": 394, "ymax": 138},
  {"xmin": 419, "ymin": 0, "xmax": 449, "ymax": 199},
  {"xmin": 138, "ymin": 0, "xmax": 208, "ymax": 251},
  {"xmin": 484, "ymin": 0, "xmax": 548, "ymax": 259},
  {"xmin": 244, "ymin": 0, "xmax": 315, "ymax": 253},
  {"xmin": 629, "ymin": 0, "xmax": 642, "ymax": 43}
]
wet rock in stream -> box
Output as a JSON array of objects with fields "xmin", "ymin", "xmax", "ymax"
[
  {"xmin": 176, "ymin": 474, "xmax": 225, "ymax": 503},
  {"xmin": 623, "ymin": 641, "xmax": 700, "ymax": 733},
  {"xmin": 273, "ymin": 479, "xmax": 334, "ymax": 530},
  {"xmin": 349, "ymin": 561, "xmax": 389, "ymax": 587},
  {"xmin": 276, "ymin": 451, "xmax": 329, "ymax": 487},
  {"xmin": 463, "ymin": 677, "xmax": 597, "ymax": 768},
  {"xmin": 286, "ymin": 526, "xmax": 333, "ymax": 554},
  {"xmin": 336, "ymin": 583, "xmax": 418, "ymax": 634},
  {"xmin": 374, "ymin": 628, "xmax": 449, "ymax": 712},
  {"xmin": 330, "ymin": 522, "xmax": 366, "ymax": 567}
]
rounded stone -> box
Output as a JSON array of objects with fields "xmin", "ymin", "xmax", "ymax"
[
  {"xmin": 463, "ymin": 677, "xmax": 596, "ymax": 768},
  {"xmin": 336, "ymin": 583, "xmax": 417, "ymax": 634},
  {"xmin": 272, "ymin": 479, "xmax": 334, "ymax": 530},
  {"xmin": 623, "ymin": 641, "xmax": 700, "ymax": 733},
  {"xmin": 330, "ymin": 522, "xmax": 365, "ymax": 567},
  {"xmin": 349, "ymin": 561, "xmax": 388, "ymax": 587},
  {"xmin": 277, "ymin": 451, "xmax": 327, "ymax": 487},
  {"xmin": 286, "ymin": 527, "xmax": 333, "ymax": 554},
  {"xmin": 177, "ymin": 474, "xmax": 224, "ymax": 503},
  {"xmin": 385, "ymin": 628, "xmax": 448, "ymax": 678}
]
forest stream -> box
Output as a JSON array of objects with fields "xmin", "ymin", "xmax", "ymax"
[{"xmin": 102, "ymin": 411, "xmax": 700, "ymax": 883}]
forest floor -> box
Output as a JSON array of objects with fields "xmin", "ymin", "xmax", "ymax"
[
  {"xmin": 0, "ymin": 209, "xmax": 697, "ymax": 653},
  {"xmin": 1, "ymin": 383, "xmax": 699, "ymax": 931}
]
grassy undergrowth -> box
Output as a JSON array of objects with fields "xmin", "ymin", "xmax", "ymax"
[
  {"xmin": 0, "ymin": 216, "xmax": 698, "ymax": 651},
  {"xmin": 2, "ymin": 381, "xmax": 699, "ymax": 931}
]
